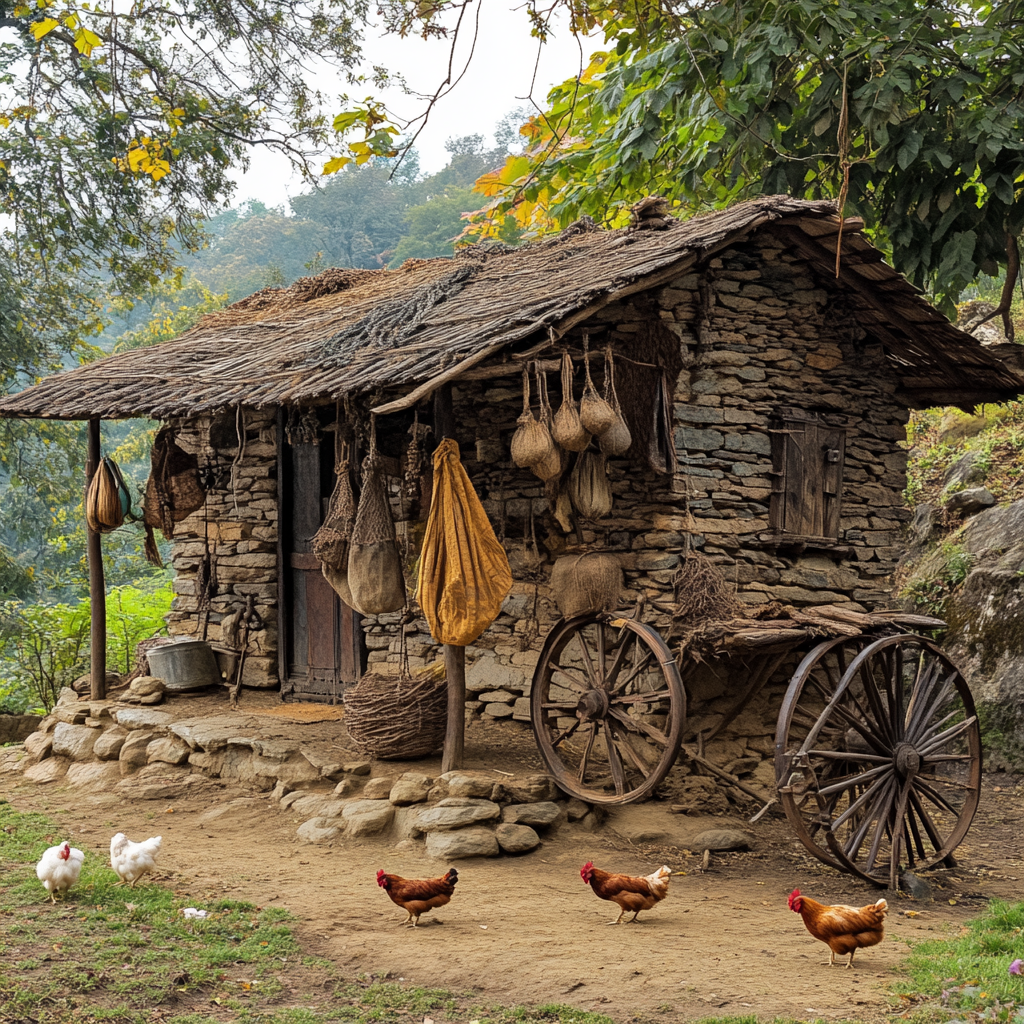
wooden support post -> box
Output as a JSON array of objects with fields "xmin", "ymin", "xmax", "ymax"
[
  {"xmin": 85, "ymin": 418, "xmax": 106, "ymax": 701},
  {"xmin": 442, "ymin": 644, "xmax": 466, "ymax": 773}
]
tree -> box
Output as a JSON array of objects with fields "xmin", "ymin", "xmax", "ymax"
[{"xmin": 468, "ymin": 0, "xmax": 1024, "ymax": 318}]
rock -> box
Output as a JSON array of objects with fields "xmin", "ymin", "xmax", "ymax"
[
  {"xmin": 343, "ymin": 761, "xmax": 372, "ymax": 776},
  {"xmin": 129, "ymin": 675, "xmax": 166, "ymax": 697},
  {"xmin": 71, "ymin": 671, "xmax": 121, "ymax": 695},
  {"xmin": 465, "ymin": 653, "xmax": 521, "ymax": 694},
  {"xmin": 501, "ymin": 801, "xmax": 561, "ymax": 827},
  {"xmin": 333, "ymin": 778, "xmax": 360, "ymax": 797},
  {"xmin": 415, "ymin": 799, "xmax": 501, "ymax": 832},
  {"xmin": 24, "ymin": 757, "xmax": 69, "ymax": 783},
  {"xmin": 512, "ymin": 697, "xmax": 531, "ymax": 722},
  {"xmin": 627, "ymin": 829, "xmax": 667, "ymax": 844},
  {"xmin": 279, "ymin": 790, "xmax": 307, "ymax": 810},
  {"xmin": 113, "ymin": 708, "xmax": 173, "ymax": 732},
  {"xmin": 147, "ymin": 735, "xmax": 191, "ymax": 766},
  {"xmin": 495, "ymin": 823, "xmax": 540, "ymax": 854},
  {"xmin": 441, "ymin": 771, "xmax": 495, "ymax": 799},
  {"xmin": 139, "ymin": 693, "xmax": 164, "ymax": 706},
  {"xmin": 957, "ymin": 299, "xmax": 1008, "ymax": 345},
  {"xmin": 724, "ymin": 756, "xmax": 759, "ymax": 776},
  {"xmin": 65, "ymin": 762, "xmax": 122, "ymax": 791},
  {"xmin": 504, "ymin": 775, "xmax": 558, "ymax": 803},
  {"xmin": 425, "ymin": 827, "xmax": 499, "ymax": 860},
  {"xmin": 484, "ymin": 703, "xmax": 514, "ymax": 718},
  {"xmin": 51, "ymin": 722, "xmax": 100, "ymax": 761},
  {"xmin": 118, "ymin": 730, "xmax": 157, "ymax": 773},
  {"xmin": 565, "ymin": 798, "xmax": 590, "ymax": 822},
  {"xmin": 946, "ymin": 487, "xmax": 996, "ymax": 516},
  {"xmin": 477, "ymin": 690, "xmax": 517, "ymax": 704},
  {"xmin": 297, "ymin": 817, "xmax": 340, "ymax": 843},
  {"xmin": 342, "ymin": 799, "xmax": 395, "ymax": 836},
  {"xmin": 0, "ymin": 714, "xmax": 43, "ymax": 745},
  {"xmin": 93, "ymin": 727, "xmax": 129, "ymax": 761},
  {"xmin": 290, "ymin": 794, "xmax": 347, "ymax": 818},
  {"xmin": 906, "ymin": 503, "xmax": 936, "ymax": 554},
  {"xmin": 317, "ymin": 763, "xmax": 345, "ymax": 780},
  {"xmin": 52, "ymin": 704, "xmax": 89, "ymax": 725},
  {"xmin": 688, "ymin": 828, "xmax": 751, "ymax": 851},
  {"xmin": 666, "ymin": 775, "xmax": 730, "ymax": 815},
  {"xmin": 389, "ymin": 774, "xmax": 432, "ymax": 806},
  {"xmin": 363, "ymin": 776, "xmax": 397, "ymax": 799},
  {"xmin": 899, "ymin": 870, "xmax": 933, "ymax": 901},
  {"xmin": 271, "ymin": 780, "xmax": 293, "ymax": 802},
  {"xmin": 578, "ymin": 808, "xmax": 608, "ymax": 832},
  {"xmin": 23, "ymin": 731, "xmax": 53, "ymax": 764}
]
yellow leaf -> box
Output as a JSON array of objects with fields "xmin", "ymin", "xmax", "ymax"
[
  {"xmin": 29, "ymin": 17, "xmax": 59, "ymax": 40},
  {"xmin": 0, "ymin": 115, "xmax": 9, "ymax": 128},
  {"xmin": 62, "ymin": 12, "xmax": 78, "ymax": 28},
  {"xmin": 147, "ymin": 159, "xmax": 170, "ymax": 181},
  {"xmin": 127, "ymin": 146, "xmax": 148, "ymax": 172},
  {"xmin": 322, "ymin": 154, "xmax": 351, "ymax": 175},
  {"xmin": 73, "ymin": 27, "xmax": 102, "ymax": 55}
]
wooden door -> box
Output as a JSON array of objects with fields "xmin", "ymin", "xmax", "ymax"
[{"xmin": 279, "ymin": 426, "xmax": 363, "ymax": 703}]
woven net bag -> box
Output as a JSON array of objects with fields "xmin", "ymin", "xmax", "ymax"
[
  {"xmin": 529, "ymin": 370, "xmax": 564, "ymax": 482},
  {"xmin": 313, "ymin": 458, "xmax": 355, "ymax": 570},
  {"xmin": 598, "ymin": 349, "xmax": 632, "ymax": 456},
  {"xmin": 551, "ymin": 352, "xmax": 590, "ymax": 452},
  {"xmin": 579, "ymin": 337, "xmax": 616, "ymax": 437},
  {"xmin": 510, "ymin": 368, "xmax": 556, "ymax": 468},
  {"xmin": 343, "ymin": 667, "xmax": 448, "ymax": 760}
]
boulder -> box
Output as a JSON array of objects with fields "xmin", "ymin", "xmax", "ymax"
[
  {"xmin": 118, "ymin": 730, "xmax": 157, "ymax": 773},
  {"xmin": 93, "ymin": 727, "xmax": 129, "ymax": 761},
  {"xmin": 271, "ymin": 780, "xmax": 294, "ymax": 802},
  {"xmin": 441, "ymin": 771, "xmax": 495, "ymax": 799},
  {"xmin": 415, "ymin": 799, "xmax": 501, "ymax": 832},
  {"xmin": 363, "ymin": 776, "xmax": 397, "ymax": 800},
  {"xmin": 147, "ymin": 735, "xmax": 191, "ymax": 766},
  {"xmin": 495, "ymin": 823, "xmax": 540, "ymax": 854},
  {"xmin": 23, "ymin": 731, "xmax": 53, "ymax": 764},
  {"xmin": 0, "ymin": 714, "xmax": 43, "ymax": 745},
  {"xmin": 501, "ymin": 801, "xmax": 561, "ymax": 827},
  {"xmin": 342, "ymin": 800, "xmax": 395, "ymax": 836},
  {"xmin": 946, "ymin": 487, "xmax": 997, "ymax": 516},
  {"xmin": 113, "ymin": 708, "xmax": 173, "ymax": 732},
  {"xmin": 484, "ymin": 703, "xmax": 514, "ymax": 718},
  {"xmin": 332, "ymin": 778, "xmax": 360, "ymax": 797},
  {"xmin": 297, "ymin": 817, "xmax": 340, "ymax": 843},
  {"xmin": 503, "ymin": 775, "xmax": 558, "ymax": 803},
  {"xmin": 425, "ymin": 827, "xmax": 499, "ymax": 859},
  {"xmin": 465, "ymin": 653, "xmax": 521, "ymax": 694},
  {"xmin": 129, "ymin": 675, "xmax": 165, "ymax": 698},
  {"xmin": 51, "ymin": 722, "xmax": 100, "ymax": 761},
  {"xmin": 477, "ymin": 690, "xmax": 517, "ymax": 704},
  {"xmin": 71, "ymin": 671, "xmax": 121, "ymax": 695},
  {"xmin": 24, "ymin": 757, "xmax": 69, "ymax": 783},
  {"xmin": 688, "ymin": 828, "xmax": 751, "ymax": 851},
  {"xmin": 389, "ymin": 774, "xmax": 432, "ymax": 806},
  {"xmin": 65, "ymin": 762, "xmax": 122, "ymax": 791},
  {"xmin": 565, "ymin": 797, "xmax": 590, "ymax": 822},
  {"xmin": 290, "ymin": 794, "xmax": 347, "ymax": 818},
  {"xmin": 52, "ymin": 704, "xmax": 89, "ymax": 725},
  {"xmin": 343, "ymin": 761, "xmax": 372, "ymax": 776}
]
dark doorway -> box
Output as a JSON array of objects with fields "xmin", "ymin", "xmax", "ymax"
[{"xmin": 278, "ymin": 410, "xmax": 364, "ymax": 702}]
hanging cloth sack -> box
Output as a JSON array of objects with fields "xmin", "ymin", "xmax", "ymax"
[
  {"xmin": 551, "ymin": 352, "xmax": 590, "ymax": 452},
  {"xmin": 510, "ymin": 367, "xmax": 556, "ymax": 468},
  {"xmin": 568, "ymin": 450, "xmax": 613, "ymax": 520},
  {"xmin": 530, "ymin": 368, "xmax": 563, "ymax": 482},
  {"xmin": 578, "ymin": 334, "xmax": 617, "ymax": 437},
  {"xmin": 86, "ymin": 456, "xmax": 133, "ymax": 534},
  {"xmin": 416, "ymin": 438, "xmax": 513, "ymax": 646},
  {"xmin": 347, "ymin": 432, "xmax": 406, "ymax": 616},
  {"xmin": 598, "ymin": 348, "xmax": 632, "ymax": 456}
]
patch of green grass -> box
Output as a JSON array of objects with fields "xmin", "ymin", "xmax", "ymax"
[{"xmin": 891, "ymin": 900, "xmax": 1024, "ymax": 1020}]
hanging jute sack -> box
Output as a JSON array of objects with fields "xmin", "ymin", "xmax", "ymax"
[
  {"xmin": 599, "ymin": 348, "xmax": 632, "ymax": 456},
  {"xmin": 416, "ymin": 438, "xmax": 513, "ymax": 646},
  {"xmin": 568, "ymin": 450, "xmax": 613, "ymax": 520},
  {"xmin": 86, "ymin": 456, "xmax": 133, "ymax": 534},
  {"xmin": 550, "ymin": 552, "xmax": 624, "ymax": 618},
  {"xmin": 347, "ymin": 435, "xmax": 406, "ymax": 616},
  {"xmin": 510, "ymin": 367, "xmax": 556, "ymax": 468},
  {"xmin": 530, "ymin": 369, "xmax": 563, "ymax": 482},
  {"xmin": 578, "ymin": 335, "xmax": 617, "ymax": 437},
  {"xmin": 551, "ymin": 351, "xmax": 590, "ymax": 452}
]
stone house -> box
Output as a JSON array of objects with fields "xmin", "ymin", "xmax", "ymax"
[{"xmin": 2, "ymin": 196, "xmax": 1021, "ymax": 747}]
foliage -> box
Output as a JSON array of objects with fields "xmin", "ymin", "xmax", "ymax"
[
  {"xmin": 891, "ymin": 901, "xmax": 1024, "ymax": 1017},
  {"xmin": 105, "ymin": 578, "xmax": 173, "ymax": 676},
  {"xmin": 110, "ymin": 278, "xmax": 228, "ymax": 354},
  {"xmin": 901, "ymin": 541, "xmax": 974, "ymax": 617},
  {"xmin": 455, "ymin": 0, "xmax": 1024, "ymax": 313}
]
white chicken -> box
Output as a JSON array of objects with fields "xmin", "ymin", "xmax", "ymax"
[
  {"xmin": 35, "ymin": 841, "xmax": 85, "ymax": 903},
  {"xmin": 110, "ymin": 833, "xmax": 162, "ymax": 887}
]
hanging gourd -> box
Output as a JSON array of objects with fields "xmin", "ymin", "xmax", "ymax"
[
  {"xmin": 568, "ymin": 450, "xmax": 613, "ymax": 520},
  {"xmin": 578, "ymin": 333, "xmax": 617, "ymax": 437},
  {"xmin": 510, "ymin": 367, "xmax": 556, "ymax": 468},
  {"xmin": 551, "ymin": 351, "xmax": 591, "ymax": 452},
  {"xmin": 599, "ymin": 347, "xmax": 632, "ymax": 457}
]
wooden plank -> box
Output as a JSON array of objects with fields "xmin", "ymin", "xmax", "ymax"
[
  {"xmin": 821, "ymin": 425, "xmax": 846, "ymax": 538},
  {"xmin": 86, "ymin": 418, "xmax": 106, "ymax": 700}
]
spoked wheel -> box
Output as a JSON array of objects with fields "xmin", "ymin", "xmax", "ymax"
[
  {"xmin": 775, "ymin": 636, "xmax": 872, "ymax": 871},
  {"xmin": 776, "ymin": 633, "xmax": 982, "ymax": 888},
  {"xmin": 531, "ymin": 612, "xmax": 686, "ymax": 804}
]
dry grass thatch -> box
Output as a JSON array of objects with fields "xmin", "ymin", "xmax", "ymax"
[{"xmin": 1, "ymin": 195, "xmax": 1021, "ymax": 422}]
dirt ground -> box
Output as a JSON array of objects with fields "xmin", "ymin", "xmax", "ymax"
[{"xmin": 3, "ymin": 715, "xmax": 1022, "ymax": 1023}]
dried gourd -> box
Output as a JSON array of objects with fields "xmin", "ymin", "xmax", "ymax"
[
  {"xmin": 568, "ymin": 450, "xmax": 613, "ymax": 519},
  {"xmin": 578, "ymin": 336, "xmax": 616, "ymax": 437},
  {"xmin": 551, "ymin": 352, "xmax": 590, "ymax": 452},
  {"xmin": 510, "ymin": 367, "xmax": 555, "ymax": 468},
  {"xmin": 599, "ymin": 348, "xmax": 632, "ymax": 456}
]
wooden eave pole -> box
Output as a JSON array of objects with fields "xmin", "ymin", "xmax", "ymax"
[
  {"xmin": 433, "ymin": 383, "xmax": 466, "ymax": 773},
  {"xmin": 85, "ymin": 418, "xmax": 106, "ymax": 700}
]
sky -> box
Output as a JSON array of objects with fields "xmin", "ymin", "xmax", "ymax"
[{"xmin": 229, "ymin": 1, "xmax": 590, "ymax": 211}]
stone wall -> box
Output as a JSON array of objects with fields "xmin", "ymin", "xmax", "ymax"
[{"xmin": 165, "ymin": 407, "xmax": 280, "ymax": 688}]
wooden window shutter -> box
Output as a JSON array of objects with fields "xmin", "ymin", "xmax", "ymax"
[{"xmin": 769, "ymin": 410, "xmax": 847, "ymax": 541}]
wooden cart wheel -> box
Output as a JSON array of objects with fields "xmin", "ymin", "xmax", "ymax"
[
  {"xmin": 775, "ymin": 636, "xmax": 872, "ymax": 871},
  {"xmin": 530, "ymin": 612, "xmax": 686, "ymax": 804},
  {"xmin": 777, "ymin": 633, "xmax": 982, "ymax": 888}
]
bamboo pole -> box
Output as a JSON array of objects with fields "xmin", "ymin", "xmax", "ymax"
[{"xmin": 85, "ymin": 418, "xmax": 107, "ymax": 701}]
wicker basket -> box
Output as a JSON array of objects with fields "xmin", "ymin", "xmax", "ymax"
[{"xmin": 344, "ymin": 669, "xmax": 448, "ymax": 760}]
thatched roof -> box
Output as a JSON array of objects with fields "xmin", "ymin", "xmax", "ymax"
[{"xmin": 2, "ymin": 195, "xmax": 1021, "ymax": 420}]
